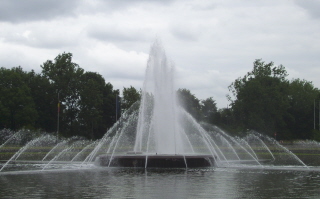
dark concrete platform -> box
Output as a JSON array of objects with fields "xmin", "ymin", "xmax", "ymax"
[{"xmin": 96, "ymin": 153, "xmax": 215, "ymax": 168}]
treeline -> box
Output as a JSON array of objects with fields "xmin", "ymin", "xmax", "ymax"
[
  {"xmin": 1, "ymin": 53, "xmax": 320, "ymax": 141},
  {"xmin": 180, "ymin": 59, "xmax": 320, "ymax": 141},
  {"xmin": 0, "ymin": 53, "xmax": 139, "ymax": 139}
]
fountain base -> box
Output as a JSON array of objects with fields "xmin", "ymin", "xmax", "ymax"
[{"xmin": 96, "ymin": 154, "xmax": 215, "ymax": 168}]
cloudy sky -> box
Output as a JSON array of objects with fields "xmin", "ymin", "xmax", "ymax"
[{"xmin": 1, "ymin": 0, "xmax": 319, "ymax": 108}]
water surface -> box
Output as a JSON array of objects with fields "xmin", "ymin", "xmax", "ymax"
[{"xmin": 1, "ymin": 166, "xmax": 319, "ymax": 198}]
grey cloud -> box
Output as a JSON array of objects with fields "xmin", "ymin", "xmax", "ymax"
[
  {"xmin": 105, "ymin": 70, "xmax": 144, "ymax": 81},
  {"xmin": 3, "ymin": 27, "xmax": 79, "ymax": 49},
  {"xmin": 0, "ymin": 0, "xmax": 79, "ymax": 23},
  {"xmin": 100, "ymin": 0, "xmax": 174, "ymax": 9},
  {"xmin": 294, "ymin": 0, "xmax": 320, "ymax": 19},
  {"xmin": 88, "ymin": 29, "xmax": 143, "ymax": 43},
  {"xmin": 171, "ymin": 28, "xmax": 199, "ymax": 41},
  {"xmin": 81, "ymin": 0, "xmax": 175, "ymax": 15},
  {"xmin": 0, "ymin": 0, "xmax": 174, "ymax": 23},
  {"xmin": 87, "ymin": 26, "xmax": 150, "ymax": 43}
]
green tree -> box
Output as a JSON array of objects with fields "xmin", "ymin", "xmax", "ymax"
[
  {"xmin": 228, "ymin": 59, "xmax": 290, "ymax": 137},
  {"xmin": 102, "ymin": 84, "xmax": 120, "ymax": 135},
  {"xmin": 177, "ymin": 88, "xmax": 202, "ymax": 120},
  {"xmin": 214, "ymin": 107, "xmax": 238, "ymax": 132},
  {"xmin": 41, "ymin": 52, "xmax": 84, "ymax": 137},
  {"xmin": 78, "ymin": 72, "xmax": 105, "ymax": 139},
  {"xmin": 287, "ymin": 79, "xmax": 320, "ymax": 139},
  {"xmin": 201, "ymin": 97, "xmax": 217, "ymax": 123},
  {"xmin": 40, "ymin": 53, "xmax": 120, "ymax": 139},
  {"xmin": 26, "ymin": 70, "xmax": 56, "ymax": 132},
  {"xmin": 0, "ymin": 67, "xmax": 37, "ymax": 130},
  {"xmin": 122, "ymin": 86, "xmax": 141, "ymax": 111}
]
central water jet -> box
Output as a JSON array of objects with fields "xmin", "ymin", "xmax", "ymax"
[{"xmin": 134, "ymin": 40, "xmax": 181, "ymax": 154}]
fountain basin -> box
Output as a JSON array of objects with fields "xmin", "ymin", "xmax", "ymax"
[{"xmin": 96, "ymin": 154, "xmax": 215, "ymax": 168}]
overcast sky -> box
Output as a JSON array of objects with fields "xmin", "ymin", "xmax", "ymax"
[{"xmin": 1, "ymin": 0, "xmax": 319, "ymax": 108}]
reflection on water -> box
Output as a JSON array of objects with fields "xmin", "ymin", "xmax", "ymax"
[{"xmin": 1, "ymin": 167, "xmax": 320, "ymax": 198}]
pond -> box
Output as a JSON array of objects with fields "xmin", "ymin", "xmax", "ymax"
[{"xmin": 1, "ymin": 166, "xmax": 320, "ymax": 198}]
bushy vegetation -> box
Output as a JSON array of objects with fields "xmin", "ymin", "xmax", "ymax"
[
  {"xmin": 0, "ymin": 53, "xmax": 134, "ymax": 139},
  {"xmin": 223, "ymin": 59, "xmax": 320, "ymax": 140}
]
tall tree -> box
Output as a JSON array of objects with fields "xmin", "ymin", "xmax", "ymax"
[
  {"xmin": 228, "ymin": 59, "xmax": 290, "ymax": 137},
  {"xmin": 102, "ymin": 84, "xmax": 120, "ymax": 135},
  {"xmin": 26, "ymin": 70, "xmax": 56, "ymax": 132},
  {"xmin": 78, "ymin": 72, "xmax": 105, "ymax": 139},
  {"xmin": 0, "ymin": 67, "xmax": 37, "ymax": 130},
  {"xmin": 201, "ymin": 97, "xmax": 217, "ymax": 123},
  {"xmin": 287, "ymin": 79, "xmax": 320, "ymax": 139},
  {"xmin": 41, "ymin": 52, "xmax": 84, "ymax": 137},
  {"xmin": 122, "ymin": 86, "xmax": 141, "ymax": 111},
  {"xmin": 177, "ymin": 88, "xmax": 202, "ymax": 120}
]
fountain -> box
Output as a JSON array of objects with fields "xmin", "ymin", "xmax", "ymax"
[
  {"xmin": 96, "ymin": 40, "xmax": 217, "ymax": 168},
  {"xmin": 88, "ymin": 40, "xmax": 309, "ymax": 169},
  {"xmin": 0, "ymin": 41, "xmax": 314, "ymax": 172}
]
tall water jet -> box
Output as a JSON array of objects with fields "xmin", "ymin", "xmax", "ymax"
[{"xmin": 134, "ymin": 40, "xmax": 182, "ymax": 154}]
